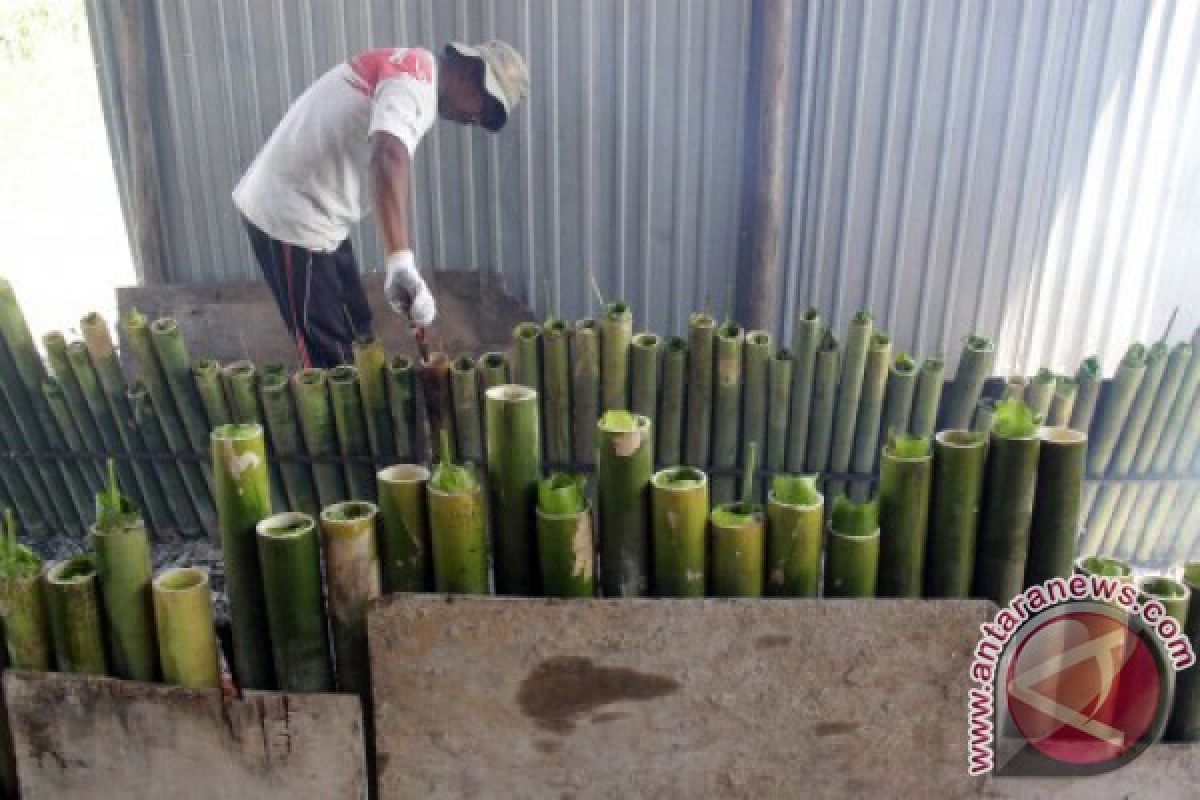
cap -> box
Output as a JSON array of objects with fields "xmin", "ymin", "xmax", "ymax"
[{"xmin": 445, "ymin": 40, "xmax": 530, "ymax": 131}]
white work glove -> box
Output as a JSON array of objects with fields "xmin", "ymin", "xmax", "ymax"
[{"xmin": 383, "ymin": 249, "xmax": 436, "ymax": 327}]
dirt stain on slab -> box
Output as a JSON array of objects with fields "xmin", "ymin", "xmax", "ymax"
[
  {"xmin": 754, "ymin": 634, "xmax": 792, "ymax": 649},
  {"xmin": 518, "ymin": 656, "xmax": 680, "ymax": 734},
  {"xmin": 814, "ymin": 721, "xmax": 859, "ymax": 736}
]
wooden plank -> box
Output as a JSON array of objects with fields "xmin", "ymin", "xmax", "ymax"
[{"xmin": 5, "ymin": 671, "xmax": 365, "ymax": 800}]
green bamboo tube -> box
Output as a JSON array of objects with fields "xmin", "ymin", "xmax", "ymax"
[
  {"xmin": 449, "ymin": 356, "xmax": 484, "ymax": 464},
  {"xmin": 1087, "ymin": 343, "xmax": 1148, "ymax": 475},
  {"xmin": 123, "ymin": 309, "xmax": 212, "ymax": 518},
  {"xmin": 43, "ymin": 331, "xmax": 106, "ymax": 488},
  {"xmin": 909, "ymin": 354, "xmax": 946, "ymax": 440},
  {"xmin": 193, "ymin": 358, "xmax": 232, "ymax": 428},
  {"xmin": 1073, "ymin": 555, "xmax": 1132, "ymax": 579},
  {"xmin": 600, "ymin": 302, "xmax": 633, "ymax": 412},
  {"xmin": 418, "ymin": 352, "xmax": 455, "ymax": 462},
  {"xmin": 925, "ymin": 430, "xmax": 987, "ymax": 597},
  {"xmin": 377, "ymin": 464, "xmax": 432, "ymax": 592},
  {"xmin": 1088, "ymin": 343, "xmax": 1169, "ymax": 555},
  {"xmin": 1069, "ymin": 356, "xmax": 1103, "ymax": 434},
  {"xmin": 1024, "ymin": 368, "xmax": 1056, "ymax": 420},
  {"xmin": 153, "ymin": 567, "xmax": 219, "ymax": 689},
  {"xmin": 943, "ymin": 334, "xmax": 996, "ymax": 430},
  {"xmin": 81, "ymin": 315, "xmax": 173, "ymax": 532},
  {"xmin": 383, "ymin": 355, "xmax": 418, "ymax": 460},
  {"xmin": 972, "ymin": 398, "xmax": 997, "ymax": 436},
  {"xmin": 829, "ymin": 311, "xmax": 874, "ymax": 500},
  {"xmin": 256, "ymin": 512, "xmax": 333, "ymax": 692},
  {"xmin": 147, "ymin": 317, "xmax": 214, "ymax": 466},
  {"xmin": 223, "ymin": 360, "xmax": 289, "ymax": 511},
  {"xmin": 742, "ymin": 331, "xmax": 771, "ymax": 497},
  {"xmin": 477, "ymin": 351, "xmax": 511, "ymax": 390},
  {"xmin": 824, "ymin": 496, "xmax": 880, "ymax": 597},
  {"xmin": 0, "ymin": 559, "xmax": 52, "ymax": 671},
  {"xmin": 630, "ymin": 332, "xmax": 662, "ymax": 424},
  {"xmin": 657, "ymin": 336, "xmax": 688, "ymax": 467},
  {"xmin": 786, "ymin": 308, "xmax": 823, "ymax": 472},
  {"xmin": 710, "ymin": 505, "xmax": 765, "ymax": 598},
  {"xmin": 651, "ymin": 467, "xmax": 709, "ymax": 597},
  {"xmin": 598, "ymin": 411, "xmax": 654, "ymax": 596},
  {"xmin": 512, "ymin": 322, "xmax": 542, "ymax": 395},
  {"xmin": 849, "ymin": 330, "xmax": 892, "ymax": 499},
  {"xmin": 1023, "ymin": 428, "xmax": 1087, "ymax": 587},
  {"xmin": 485, "ymin": 385, "xmax": 541, "ymax": 595},
  {"xmin": 1134, "ymin": 342, "xmax": 1192, "ymax": 474},
  {"xmin": 40, "ymin": 377, "xmax": 100, "ymax": 495},
  {"xmin": 45, "ymin": 556, "xmax": 108, "ymax": 675},
  {"xmin": 766, "ymin": 349, "xmax": 794, "ymax": 474},
  {"xmin": 765, "ymin": 474, "xmax": 823, "ymax": 597},
  {"xmin": 1167, "ymin": 562, "xmax": 1200, "ymax": 741},
  {"xmin": 319, "ymin": 501, "xmax": 380, "ymax": 695},
  {"xmin": 1140, "ymin": 576, "xmax": 1190, "ymax": 626},
  {"xmin": 259, "ymin": 366, "xmax": 319, "ymax": 514},
  {"xmin": 879, "ymin": 352, "xmax": 918, "ymax": 443},
  {"xmin": 876, "ymin": 435, "xmax": 932, "ymax": 597},
  {"xmin": 127, "ymin": 382, "xmax": 202, "ymax": 533},
  {"xmin": 571, "ymin": 320, "xmax": 601, "ymax": 467},
  {"xmin": 64, "ymin": 341, "xmax": 140, "ymax": 529},
  {"xmin": 535, "ymin": 474, "xmax": 594, "ymax": 597},
  {"xmin": 1155, "ymin": 328, "xmax": 1200, "ymax": 473},
  {"xmin": 212, "ymin": 422, "xmax": 274, "ymax": 689},
  {"xmin": 542, "ymin": 319, "xmax": 573, "ymax": 465},
  {"xmin": 710, "ymin": 323, "xmax": 744, "ymax": 505},
  {"xmin": 1047, "ymin": 375, "xmax": 1078, "ymax": 427},
  {"xmin": 427, "ymin": 442, "xmax": 488, "ymax": 593},
  {"xmin": 685, "ymin": 313, "xmax": 716, "ymax": 468},
  {"xmin": 91, "ymin": 497, "xmax": 158, "ymax": 680},
  {"xmin": 292, "ymin": 369, "xmax": 347, "ymax": 507},
  {"xmin": 353, "ymin": 337, "xmax": 396, "ymax": 462},
  {"xmin": 0, "ymin": 329, "xmax": 83, "ymax": 532},
  {"xmin": 806, "ymin": 329, "xmax": 841, "ymax": 473},
  {"xmin": 972, "ymin": 401, "xmax": 1041, "ymax": 606},
  {"xmin": 328, "ymin": 365, "xmax": 376, "ymax": 502}
]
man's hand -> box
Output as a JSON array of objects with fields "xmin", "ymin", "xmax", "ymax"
[{"xmin": 384, "ymin": 249, "xmax": 436, "ymax": 326}]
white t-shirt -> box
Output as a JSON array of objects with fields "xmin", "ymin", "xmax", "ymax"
[{"xmin": 233, "ymin": 47, "xmax": 438, "ymax": 252}]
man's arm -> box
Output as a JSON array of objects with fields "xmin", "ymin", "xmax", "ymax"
[
  {"xmin": 369, "ymin": 131, "xmax": 412, "ymax": 253},
  {"xmin": 371, "ymin": 132, "xmax": 435, "ymax": 325}
]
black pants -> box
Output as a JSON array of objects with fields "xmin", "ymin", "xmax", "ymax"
[{"xmin": 244, "ymin": 219, "xmax": 374, "ymax": 368}]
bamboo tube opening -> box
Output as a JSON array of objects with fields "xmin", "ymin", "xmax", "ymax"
[
  {"xmin": 211, "ymin": 422, "xmax": 264, "ymax": 442},
  {"xmin": 964, "ymin": 334, "xmax": 995, "ymax": 353},
  {"xmin": 935, "ymin": 430, "xmax": 985, "ymax": 448},
  {"xmin": 452, "ymin": 355, "xmax": 475, "ymax": 373},
  {"xmin": 479, "ymin": 352, "xmax": 507, "ymax": 369},
  {"xmin": 717, "ymin": 322, "xmax": 742, "ymax": 339},
  {"xmin": 261, "ymin": 363, "xmax": 287, "ymax": 383},
  {"xmin": 154, "ymin": 567, "xmax": 208, "ymax": 593},
  {"xmin": 689, "ymin": 312, "xmax": 715, "ymax": 329},
  {"xmin": 321, "ymin": 501, "xmax": 378, "ymax": 523},
  {"xmin": 379, "ymin": 464, "xmax": 431, "ymax": 484},
  {"xmin": 148, "ymin": 317, "xmax": 179, "ymax": 336},
  {"xmin": 652, "ymin": 466, "xmax": 707, "ymax": 490},
  {"xmin": 665, "ymin": 336, "xmax": 687, "ymax": 352},
  {"xmin": 870, "ymin": 331, "xmax": 891, "ymax": 348},
  {"xmin": 1075, "ymin": 556, "xmax": 1132, "ymax": 578},
  {"xmin": 747, "ymin": 331, "xmax": 770, "ymax": 347},
  {"xmin": 893, "ymin": 353, "xmax": 917, "ymax": 374},
  {"xmin": 574, "ymin": 318, "xmax": 597, "ymax": 331},
  {"xmin": 294, "ymin": 368, "xmax": 326, "ymax": 386},
  {"xmin": 389, "ymin": 355, "xmax": 413, "ymax": 372},
  {"xmin": 768, "ymin": 483, "xmax": 822, "ymax": 510},
  {"xmin": 711, "ymin": 501, "xmax": 764, "ymax": 527},
  {"xmin": 634, "ymin": 333, "xmax": 660, "ymax": 348},
  {"xmin": 1182, "ymin": 563, "xmax": 1200, "ymax": 589},
  {"xmin": 515, "ymin": 322, "xmax": 540, "ymax": 340},
  {"xmin": 48, "ymin": 556, "xmax": 97, "ymax": 584},
  {"xmin": 485, "ymin": 384, "xmax": 537, "ymax": 404},
  {"xmin": 545, "ymin": 318, "xmax": 569, "ymax": 333},
  {"xmin": 1140, "ymin": 576, "xmax": 1190, "ymax": 601},
  {"xmin": 801, "ymin": 308, "xmax": 820, "ymax": 323},
  {"xmin": 882, "ymin": 436, "xmax": 931, "ymax": 462},
  {"xmin": 257, "ymin": 511, "xmax": 316, "ymax": 538},
  {"xmin": 328, "ymin": 365, "xmax": 358, "ymax": 384},
  {"xmin": 534, "ymin": 498, "xmax": 591, "ymax": 521},
  {"xmin": 605, "ymin": 302, "xmax": 631, "ymax": 318},
  {"xmin": 1039, "ymin": 427, "xmax": 1087, "ymax": 445}
]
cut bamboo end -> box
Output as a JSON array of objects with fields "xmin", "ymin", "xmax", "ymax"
[
  {"xmin": 1073, "ymin": 555, "xmax": 1132, "ymax": 579},
  {"xmin": 766, "ymin": 488, "xmax": 823, "ymax": 511},
  {"xmin": 514, "ymin": 322, "xmax": 541, "ymax": 340},
  {"xmin": 1038, "ymin": 426, "xmax": 1087, "ymax": 445},
  {"xmin": 47, "ymin": 556, "xmax": 98, "ymax": 586},
  {"xmin": 651, "ymin": 466, "xmax": 707, "ymax": 492},
  {"xmin": 688, "ymin": 312, "xmax": 716, "ymax": 329},
  {"xmin": 379, "ymin": 464, "xmax": 431, "ymax": 485},
  {"xmin": 320, "ymin": 501, "xmax": 380, "ymax": 531},
  {"xmin": 634, "ymin": 332, "xmax": 660, "ymax": 348},
  {"xmin": 605, "ymin": 302, "xmax": 632, "ymax": 320},
  {"xmin": 211, "ymin": 422, "xmax": 265, "ymax": 442},
  {"xmin": 294, "ymin": 368, "xmax": 326, "ymax": 386},
  {"xmin": 154, "ymin": 565, "xmax": 208, "ymax": 592},
  {"xmin": 328, "ymin": 364, "xmax": 359, "ymax": 384},
  {"xmin": 485, "ymin": 383, "xmax": 537, "ymax": 404},
  {"xmin": 935, "ymin": 429, "xmax": 986, "ymax": 448},
  {"xmin": 1139, "ymin": 576, "xmax": 1191, "ymax": 624},
  {"xmin": 153, "ymin": 566, "xmax": 219, "ymax": 689},
  {"xmin": 257, "ymin": 511, "xmax": 316, "ymax": 539}
]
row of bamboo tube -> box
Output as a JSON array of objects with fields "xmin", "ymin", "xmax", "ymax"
[{"xmin": 0, "ymin": 278, "xmax": 1192, "ymax": 561}]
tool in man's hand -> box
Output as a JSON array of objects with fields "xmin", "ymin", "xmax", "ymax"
[{"xmin": 412, "ymin": 322, "xmax": 431, "ymax": 364}]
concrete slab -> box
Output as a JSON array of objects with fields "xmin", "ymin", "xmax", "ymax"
[
  {"xmin": 4, "ymin": 671, "xmax": 366, "ymax": 799},
  {"xmin": 368, "ymin": 596, "xmax": 1200, "ymax": 799},
  {"xmin": 116, "ymin": 269, "xmax": 532, "ymax": 367}
]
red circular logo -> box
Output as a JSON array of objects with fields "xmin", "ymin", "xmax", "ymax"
[{"xmin": 1006, "ymin": 610, "xmax": 1162, "ymax": 766}]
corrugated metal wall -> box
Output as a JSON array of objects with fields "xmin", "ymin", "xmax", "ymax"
[{"xmin": 88, "ymin": 0, "xmax": 1200, "ymax": 373}]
